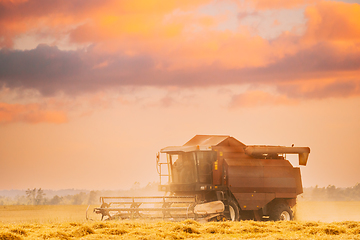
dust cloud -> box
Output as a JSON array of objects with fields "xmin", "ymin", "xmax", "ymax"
[{"xmin": 295, "ymin": 201, "xmax": 360, "ymax": 222}]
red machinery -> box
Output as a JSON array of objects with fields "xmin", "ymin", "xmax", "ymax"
[{"xmin": 94, "ymin": 135, "xmax": 310, "ymax": 221}]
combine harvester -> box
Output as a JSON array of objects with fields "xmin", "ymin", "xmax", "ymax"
[{"xmin": 93, "ymin": 135, "xmax": 310, "ymax": 221}]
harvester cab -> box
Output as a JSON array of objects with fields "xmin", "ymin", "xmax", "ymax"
[
  {"xmin": 93, "ymin": 135, "xmax": 310, "ymax": 222},
  {"xmin": 157, "ymin": 147, "xmax": 217, "ymax": 192}
]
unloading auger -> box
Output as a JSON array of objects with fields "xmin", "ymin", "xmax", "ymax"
[{"xmin": 92, "ymin": 135, "xmax": 310, "ymax": 221}]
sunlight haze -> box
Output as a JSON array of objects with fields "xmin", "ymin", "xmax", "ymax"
[{"xmin": 0, "ymin": 0, "xmax": 359, "ymax": 190}]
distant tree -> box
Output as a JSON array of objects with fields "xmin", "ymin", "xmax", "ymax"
[
  {"xmin": 50, "ymin": 195, "xmax": 62, "ymax": 205},
  {"xmin": 61, "ymin": 195, "xmax": 75, "ymax": 205},
  {"xmin": 72, "ymin": 192, "xmax": 87, "ymax": 205},
  {"xmin": 347, "ymin": 183, "xmax": 360, "ymax": 201},
  {"xmin": 26, "ymin": 188, "xmax": 36, "ymax": 205},
  {"xmin": 88, "ymin": 191, "xmax": 99, "ymax": 204},
  {"xmin": 304, "ymin": 183, "xmax": 360, "ymax": 201},
  {"xmin": 15, "ymin": 195, "xmax": 28, "ymax": 205},
  {"xmin": 326, "ymin": 185, "xmax": 340, "ymax": 200},
  {"xmin": 35, "ymin": 188, "xmax": 45, "ymax": 205},
  {"xmin": 25, "ymin": 188, "xmax": 46, "ymax": 205}
]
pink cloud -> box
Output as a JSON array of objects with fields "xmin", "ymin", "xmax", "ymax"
[{"xmin": 0, "ymin": 0, "xmax": 359, "ymax": 103}]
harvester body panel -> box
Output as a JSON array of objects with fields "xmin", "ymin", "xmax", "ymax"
[{"xmin": 224, "ymin": 158, "xmax": 300, "ymax": 210}]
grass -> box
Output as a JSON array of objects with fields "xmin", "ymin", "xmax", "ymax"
[
  {"xmin": 0, "ymin": 202, "xmax": 360, "ymax": 239},
  {"xmin": 0, "ymin": 205, "xmax": 98, "ymax": 223}
]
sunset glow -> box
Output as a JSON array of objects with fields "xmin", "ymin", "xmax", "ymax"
[{"xmin": 0, "ymin": 0, "xmax": 359, "ymax": 190}]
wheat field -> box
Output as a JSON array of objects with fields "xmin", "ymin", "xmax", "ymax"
[
  {"xmin": 1, "ymin": 202, "xmax": 360, "ymax": 239},
  {"xmin": 2, "ymin": 219, "xmax": 360, "ymax": 239}
]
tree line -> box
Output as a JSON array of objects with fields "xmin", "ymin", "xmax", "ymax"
[
  {"xmin": 0, "ymin": 188, "xmax": 101, "ymax": 206},
  {"xmin": 0, "ymin": 182, "xmax": 158, "ymax": 206},
  {"xmin": 301, "ymin": 183, "xmax": 360, "ymax": 201},
  {"xmin": 1, "ymin": 182, "xmax": 360, "ymax": 205}
]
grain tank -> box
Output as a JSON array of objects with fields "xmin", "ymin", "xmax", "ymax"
[{"xmin": 157, "ymin": 135, "xmax": 310, "ymax": 221}]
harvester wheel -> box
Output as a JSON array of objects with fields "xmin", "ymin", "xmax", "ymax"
[
  {"xmin": 227, "ymin": 199, "xmax": 240, "ymax": 221},
  {"xmin": 269, "ymin": 202, "xmax": 293, "ymax": 221}
]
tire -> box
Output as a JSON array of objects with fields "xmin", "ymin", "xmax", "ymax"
[
  {"xmin": 269, "ymin": 202, "xmax": 293, "ymax": 221},
  {"xmin": 227, "ymin": 199, "xmax": 240, "ymax": 221}
]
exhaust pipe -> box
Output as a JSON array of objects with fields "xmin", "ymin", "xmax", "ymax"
[{"xmin": 245, "ymin": 146, "xmax": 310, "ymax": 166}]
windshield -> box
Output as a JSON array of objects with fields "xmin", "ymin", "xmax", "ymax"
[
  {"xmin": 168, "ymin": 151, "xmax": 217, "ymax": 184},
  {"xmin": 170, "ymin": 152, "xmax": 196, "ymax": 183},
  {"xmin": 197, "ymin": 151, "xmax": 216, "ymax": 183}
]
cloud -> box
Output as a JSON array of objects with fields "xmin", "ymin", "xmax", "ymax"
[
  {"xmin": 303, "ymin": 1, "xmax": 360, "ymax": 43},
  {"xmin": 0, "ymin": 102, "xmax": 68, "ymax": 124},
  {"xmin": 248, "ymin": 41, "xmax": 360, "ymax": 79},
  {"xmin": 277, "ymin": 79, "xmax": 360, "ymax": 99},
  {"xmin": 0, "ymin": 39, "xmax": 359, "ymax": 99},
  {"xmin": 0, "ymin": 0, "xmax": 359, "ymax": 102},
  {"xmin": 0, "ymin": 44, "xmax": 85, "ymax": 95},
  {"xmin": 237, "ymin": 11, "xmax": 259, "ymax": 20},
  {"xmin": 0, "ymin": 0, "xmax": 211, "ymax": 48},
  {"xmin": 0, "ymin": 0, "xmax": 105, "ymax": 48},
  {"xmin": 230, "ymin": 90, "xmax": 298, "ymax": 107},
  {"xmin": 246, "ymin": 0, "xmax": 319, "ymax": 10}
]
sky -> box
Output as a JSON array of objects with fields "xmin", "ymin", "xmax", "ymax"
[{"xmin": 0, "ymin": 0, "xmax": 360, "ymax": 190}]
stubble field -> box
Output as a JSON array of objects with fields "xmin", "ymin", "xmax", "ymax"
[{"xmin": 1, "ymin": 201, "xmax": 360, "ymax": 239}]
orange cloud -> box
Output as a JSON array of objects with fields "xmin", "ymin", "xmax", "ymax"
[
  {"xmin": 0, "ymin": 102, "xmax": 68, "ymax": 124},
  {"xmin": 155, "ymin": 30, "xmax": 272, "ymax": 69},
  {"xmin": 230, "ymin": 90, "xmax": 298, "ymax": 108},
  {"xmin": 247, "ymin": 0, "xmax": 319, "ymax": 9},
  {"xmin": 68, "ymin": 1, "xmax": 360, "ymax": 71},
  {"xmin": 0, "ymin": 0, "xmax": 212, "ymax": 47},
  {"xmin": 1, "ymin": 0, "xmax": 360, "ymax": 102},
  {"xmin": 68, "ymin": 2, "xmax": 220, "ymax": 47},
  {"xmin": 277, "ymin": 78, "xmax": 360, "ymax": 99},
  {"xmin": 303, "ymin": 1, "xmax": 360, "ymax": 43}
]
